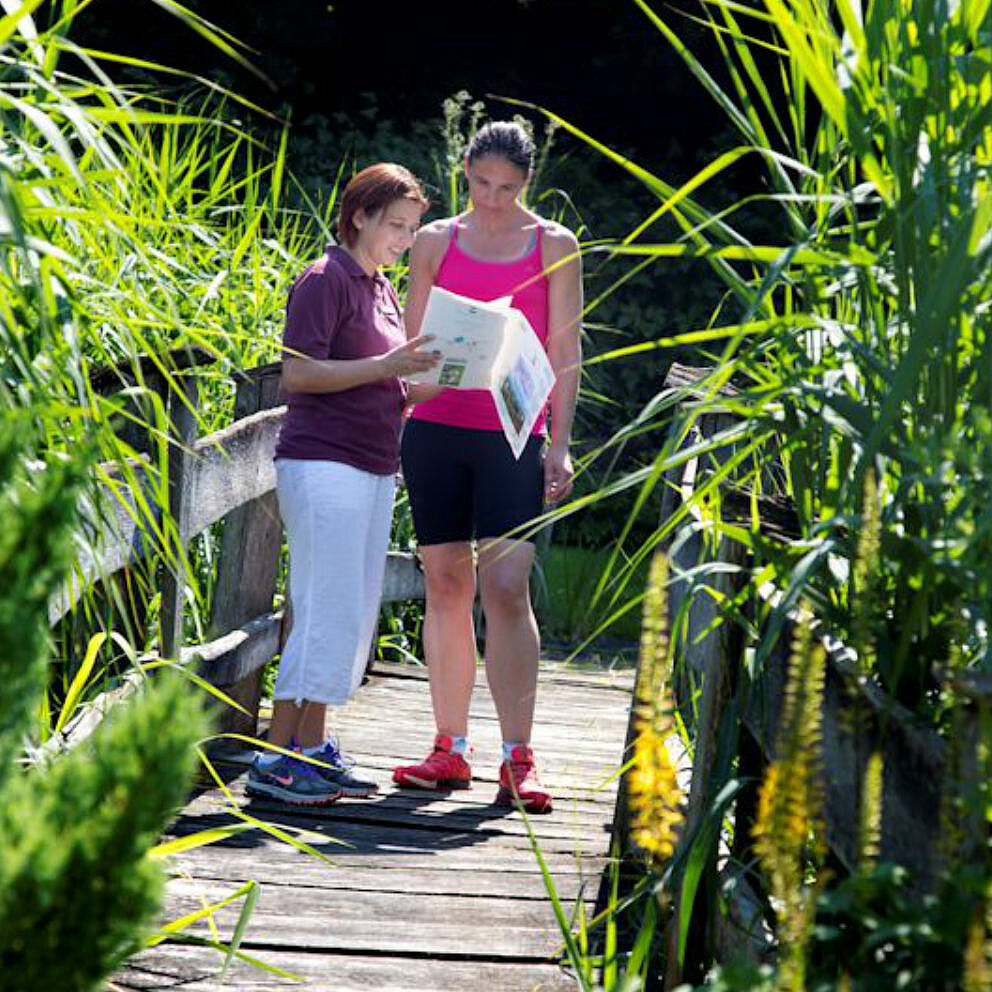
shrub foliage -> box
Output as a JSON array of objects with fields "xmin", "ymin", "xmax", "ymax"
[{"xmin": 0, "ymin": 425, "xmax": 208, "ymax": 991}]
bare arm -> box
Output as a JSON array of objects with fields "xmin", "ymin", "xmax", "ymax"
[
  {"xmin": 543, "ymin": 225, "xmax": 583, "ymax": 502},
  {"xmin": 281, "ymin": 335, "xmax": 438, "ymax": 394},
  {"xmin": 402, "ymin": 222, "xmax": 451, "ymax": 405},
  {"xmin": 404, "ymin": 226, "xmax": 445, "ymax": 339}
]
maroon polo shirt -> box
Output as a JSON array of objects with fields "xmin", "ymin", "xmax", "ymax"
[{"xmin": 274, "ymin": 246, "xmax": 408, "ymax": 474}]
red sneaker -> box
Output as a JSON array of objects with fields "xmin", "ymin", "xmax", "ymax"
[
  {"xmin": 392, "ymin": 735, "xmax": 472, "ymax": 790},
  {"xmin": 496, "ymin": 744, "xmax": 553, "ymax": 814}
]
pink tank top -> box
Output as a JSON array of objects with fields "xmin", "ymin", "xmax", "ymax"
[{"xmin": 410, "ymin": 219, "xmax": 550, "ymax": 434}]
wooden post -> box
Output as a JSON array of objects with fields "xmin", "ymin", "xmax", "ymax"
[
  {"xmin": 611, "ymin": 370, "xmax": 740, "ymax": 895},
  {"xmin": 159, "ymin": 374, "xmax": 198, "ymax": 660},
  {"xmin": 206, "ymin": 365, "xmax": 285, "ymax": 742},
  {"xmin": 664, "ymin": 534, "xmax": 747, "ymax": 989},
  {"xmin": 83, "ymin": 347, "xmax": 216, "ymax": 656}
]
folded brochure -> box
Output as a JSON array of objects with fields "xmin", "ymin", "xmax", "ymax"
[{"xmin": 408, "ymin": 285, "xmax": 555, "ymax": 459}]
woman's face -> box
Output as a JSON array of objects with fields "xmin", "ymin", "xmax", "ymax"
[
  {"xmin": 354, "ymin": 197, "xmax": 423, "ymax": 267},
  {"xmin": 464, "ymin": 155, "xmax": 528, "ymax": 215}
]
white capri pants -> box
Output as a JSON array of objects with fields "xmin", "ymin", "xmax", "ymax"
[{"xmin": 274, "ymin": 458, "xmax": 396, "ymax": 706}]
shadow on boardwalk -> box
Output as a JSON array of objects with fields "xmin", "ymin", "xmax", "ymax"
[{"xmin": 116, "ymin": 661, "xmax": 635, "ymax": 992}]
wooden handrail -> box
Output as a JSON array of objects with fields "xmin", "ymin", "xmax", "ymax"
[
  {"xmin": 50, "ymin": 404, "xmax": 424, "ymax": 626},
  {"xmin": 46, "ymin": 359, "xmax": 426, "ymax": 756},
  {"xmin": 86, "ymin": 345, "xmax": 218, "ymax": 395},
  {"xmin": 648, "ymin": 364, "xmax": 958, "ymax": 982}
]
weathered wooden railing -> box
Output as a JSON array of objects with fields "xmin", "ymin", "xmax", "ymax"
[
  {"xmin": 640, "ymin": 364, "xmax": 985, "ymax": 984},
  {"xmin": 49, "ymin": 356, "xmax": 424, "ymax": 749}
]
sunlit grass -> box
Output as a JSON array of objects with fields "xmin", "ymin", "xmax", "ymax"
[
  {"xmin": 521, "ymin": 0, "xmax": 991, "ymax": 712},
  {"xmin": 525, "ymin": 0, "xmax": 992, "ymax": 984},
  {"xmin": 1, "ymin": 1, "xmax": 344, "ymax": 975}
]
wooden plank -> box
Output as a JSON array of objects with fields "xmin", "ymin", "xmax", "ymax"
[
  {"xmin": 329, "ymin": 739, "xmax": 628, "ymax": 773},
  {"xmin": 209, "ymin": 375, "xmax": 283, "ymax": 635},
  {"xmin": 160, "ymin": 375, "xmax": 198, "ymax": 658},
  {"xmin": 380, "ymin": 552, "xmax": 425, "ymax": 604},
  {"xmin": 209, "ymin": 489, "xmax": 282, "ymax": 639},
  {"xmin": 372, "ymin": 659, "xmax": 635, "ymax": 692},
  {"xmin": 663, "ymin": 361, "xmax": 739, "ymax": 398},
  {"xmin": 48, "ymin": 472, "xmax": 148, "ymax": 625},
  {"xmin": 191, "ymin": 612, "xmax": 283, "ymax": 687},
  {"xmin": 181, "ymin": 407, "xmax": 282, "ymax": 540},
  {"xmin": 119, "ymin": 944, "xmax": 576, "ymax": 991},
  {"xmin": 326, "ymin": 681, "xmax": 634, "ymax": 737},
  {"xmin": 128, "ymin": 661, "xmax": 635, "ymax": 990},
  {"xmin": 87, "ymin": 345, "xmax": 217, "ymax": 395},
  {"xmin": 182, "ymin": 788, "xmax": 615, "ymax": 843},
  {"xmin": 220, "ymin": 774, "xmax": 617, "ymax": 818},
  {"xmin": 345, "ymin": 683, "xmax": 633, "ymax": 729},
  {"xmin": 170, "ymin": 793, "xmax": 612, "ymax": 856},
  {"xmin": 161, "ymin": 821, "xmax": 608, "ymax": 874},
  {"xmin": 332, "ymin": 714, "xmax": 632, "ymax": 752},
  {"xmin": 251, "ymin": 694, "xmax": 630, "ymax": 769},
  {"xmin": 304, "ymin": 710, "xmax": 633, "ymax": 756},
  {"xmin": 42, "ymin": 617, "xmax": 282, "ymax": 758},
  {"xmin": 172, "ymin": 803, "xmax": 615, "ymax": 860},
  {"xmin": 204, "ymin": 753, "xmax": 623, "ymax": 797},
  {"xmin": 160, "ymin": 879, "xmax": 567, "ymax": 959},
  {"xmin": 205, "ymin": 372, "xmax": 284, "ymax": 738},
  {"xmin": 163, "ymin": 848, "xmax": 595, "ymax": 900},
  {"xmin": 358, "ymin": 666, "xmax": 635, "ymax": 701},
  {"xmin": 180, "ymin": 786, "xmax": 615, "ymax": 848}
]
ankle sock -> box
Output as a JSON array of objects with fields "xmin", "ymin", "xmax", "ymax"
[
  {"xmin": 449, "ymin": 735, "xmax": 470, "ymax": 756},
  {"xmin": 502, "ymin": 741, "xmax": 525, "ymax": 761}
]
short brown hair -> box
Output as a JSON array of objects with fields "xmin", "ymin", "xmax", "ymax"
[{"xmin": 336, "ymin": 163, "xmax": 429, "ymax": 248}]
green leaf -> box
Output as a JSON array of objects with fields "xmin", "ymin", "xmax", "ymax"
[
  {"xmin": 677, "ymin": 778, "xmax": 745, "ymax": 966},
  {"xmin": 221, "ymin": 879, "xmax": 260, "ymax": 980},
  {"xmin": 150, "ymin": 879, "xmax": 257, "ymax": 943},
  {"xmin": 147, "ymin": 823, "xmax": 257, "ymax": 859},
  {"xmin": 54, "ymin": 631, "xmax": 106, "ymax": 734},
  {"xmin": 0, "ymin": 0, "xmax": 46, "ymax": 48},
  {"xmin": 144, "ymin": 0, "xmax": 274, "ymax": 88}
]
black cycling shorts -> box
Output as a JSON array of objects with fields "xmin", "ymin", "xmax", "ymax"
[{"xmin": 400, "ymin": 419, "xmax": 544, "ymax": 545}]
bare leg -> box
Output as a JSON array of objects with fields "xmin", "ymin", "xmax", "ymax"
[
  {"xmin": 478, "ymin": 539, "xmax": 539, "ymax": 744},
  {"xmin": 419, "ymin": 542, "xmax": 478, "ymax": 737},
  {"xmin": 268, "ymin": 700, "xmax": 327, "ymax": 750}
]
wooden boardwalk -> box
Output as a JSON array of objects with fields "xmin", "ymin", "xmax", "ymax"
[{"xmin": 117, "ymin": 659, "xmax": 636, "ymax": 991}]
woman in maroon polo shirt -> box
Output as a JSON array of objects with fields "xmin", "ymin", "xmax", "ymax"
[{"xmin": 247, "ymin": 164, "xmax": 439, "ymax": 807}]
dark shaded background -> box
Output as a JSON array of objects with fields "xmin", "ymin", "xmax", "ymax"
[{"xmin": 72, "ymin": 0, "xmax": 726, "ymax": 176}]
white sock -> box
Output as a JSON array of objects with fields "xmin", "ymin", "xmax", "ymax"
[
  {"xmin": 502, "ymin": 741, "xmax": 525, "ymax": 761},
  {"xmin": 450, "ymin": 735, "xmax": 470, "ymax": 756},
  {"xmin": 304, "ymin": 731, "xmax": 338, "ymax": 757}
]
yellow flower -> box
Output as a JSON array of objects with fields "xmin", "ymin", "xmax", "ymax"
[
  {"xmin": 752, "ymin": 612, "xmax": 827, "ymax": 992},
  {"xmin": 628, "ymin": 552, "xmax": 684, "ymax": 867},
  {"xmin": 858, "ymin": 752, "xmax": 883, "ymax": 870},
  {"xmin": 963, "ymin": 902, "xmax": 992, "ymax": 992},
  {"xmin": 629, "ymin": 724, "xmax": 683, "ymax": 862}
]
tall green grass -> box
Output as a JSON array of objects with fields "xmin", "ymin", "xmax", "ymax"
[
  {"xmin": 521, "ymin": 0, "xmax": 992, "ymax": 985},
  {"xmin": 525, "ymin": 0, "xmax": 991, "ymax": 711},
  {"xmin": 1, "ymin": 1, "xmax": 343, "ymax": 975},
  {"xmin": 1, "ymin": 0, "xmax": 340, "ymax": 696}
]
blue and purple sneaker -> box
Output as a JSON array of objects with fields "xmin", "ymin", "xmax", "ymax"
[
  {"xmin": 246, "ymin": 753, "xmax": 342, "ymax": 806},
  {"xmin": 306, "ymin": 738, "xmax": 378, "ymax": 798}
]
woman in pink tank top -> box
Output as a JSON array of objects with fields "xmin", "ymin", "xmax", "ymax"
[{"xmin": 393, "ymin": 122, "xmax": 583, "ymax": 813}]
